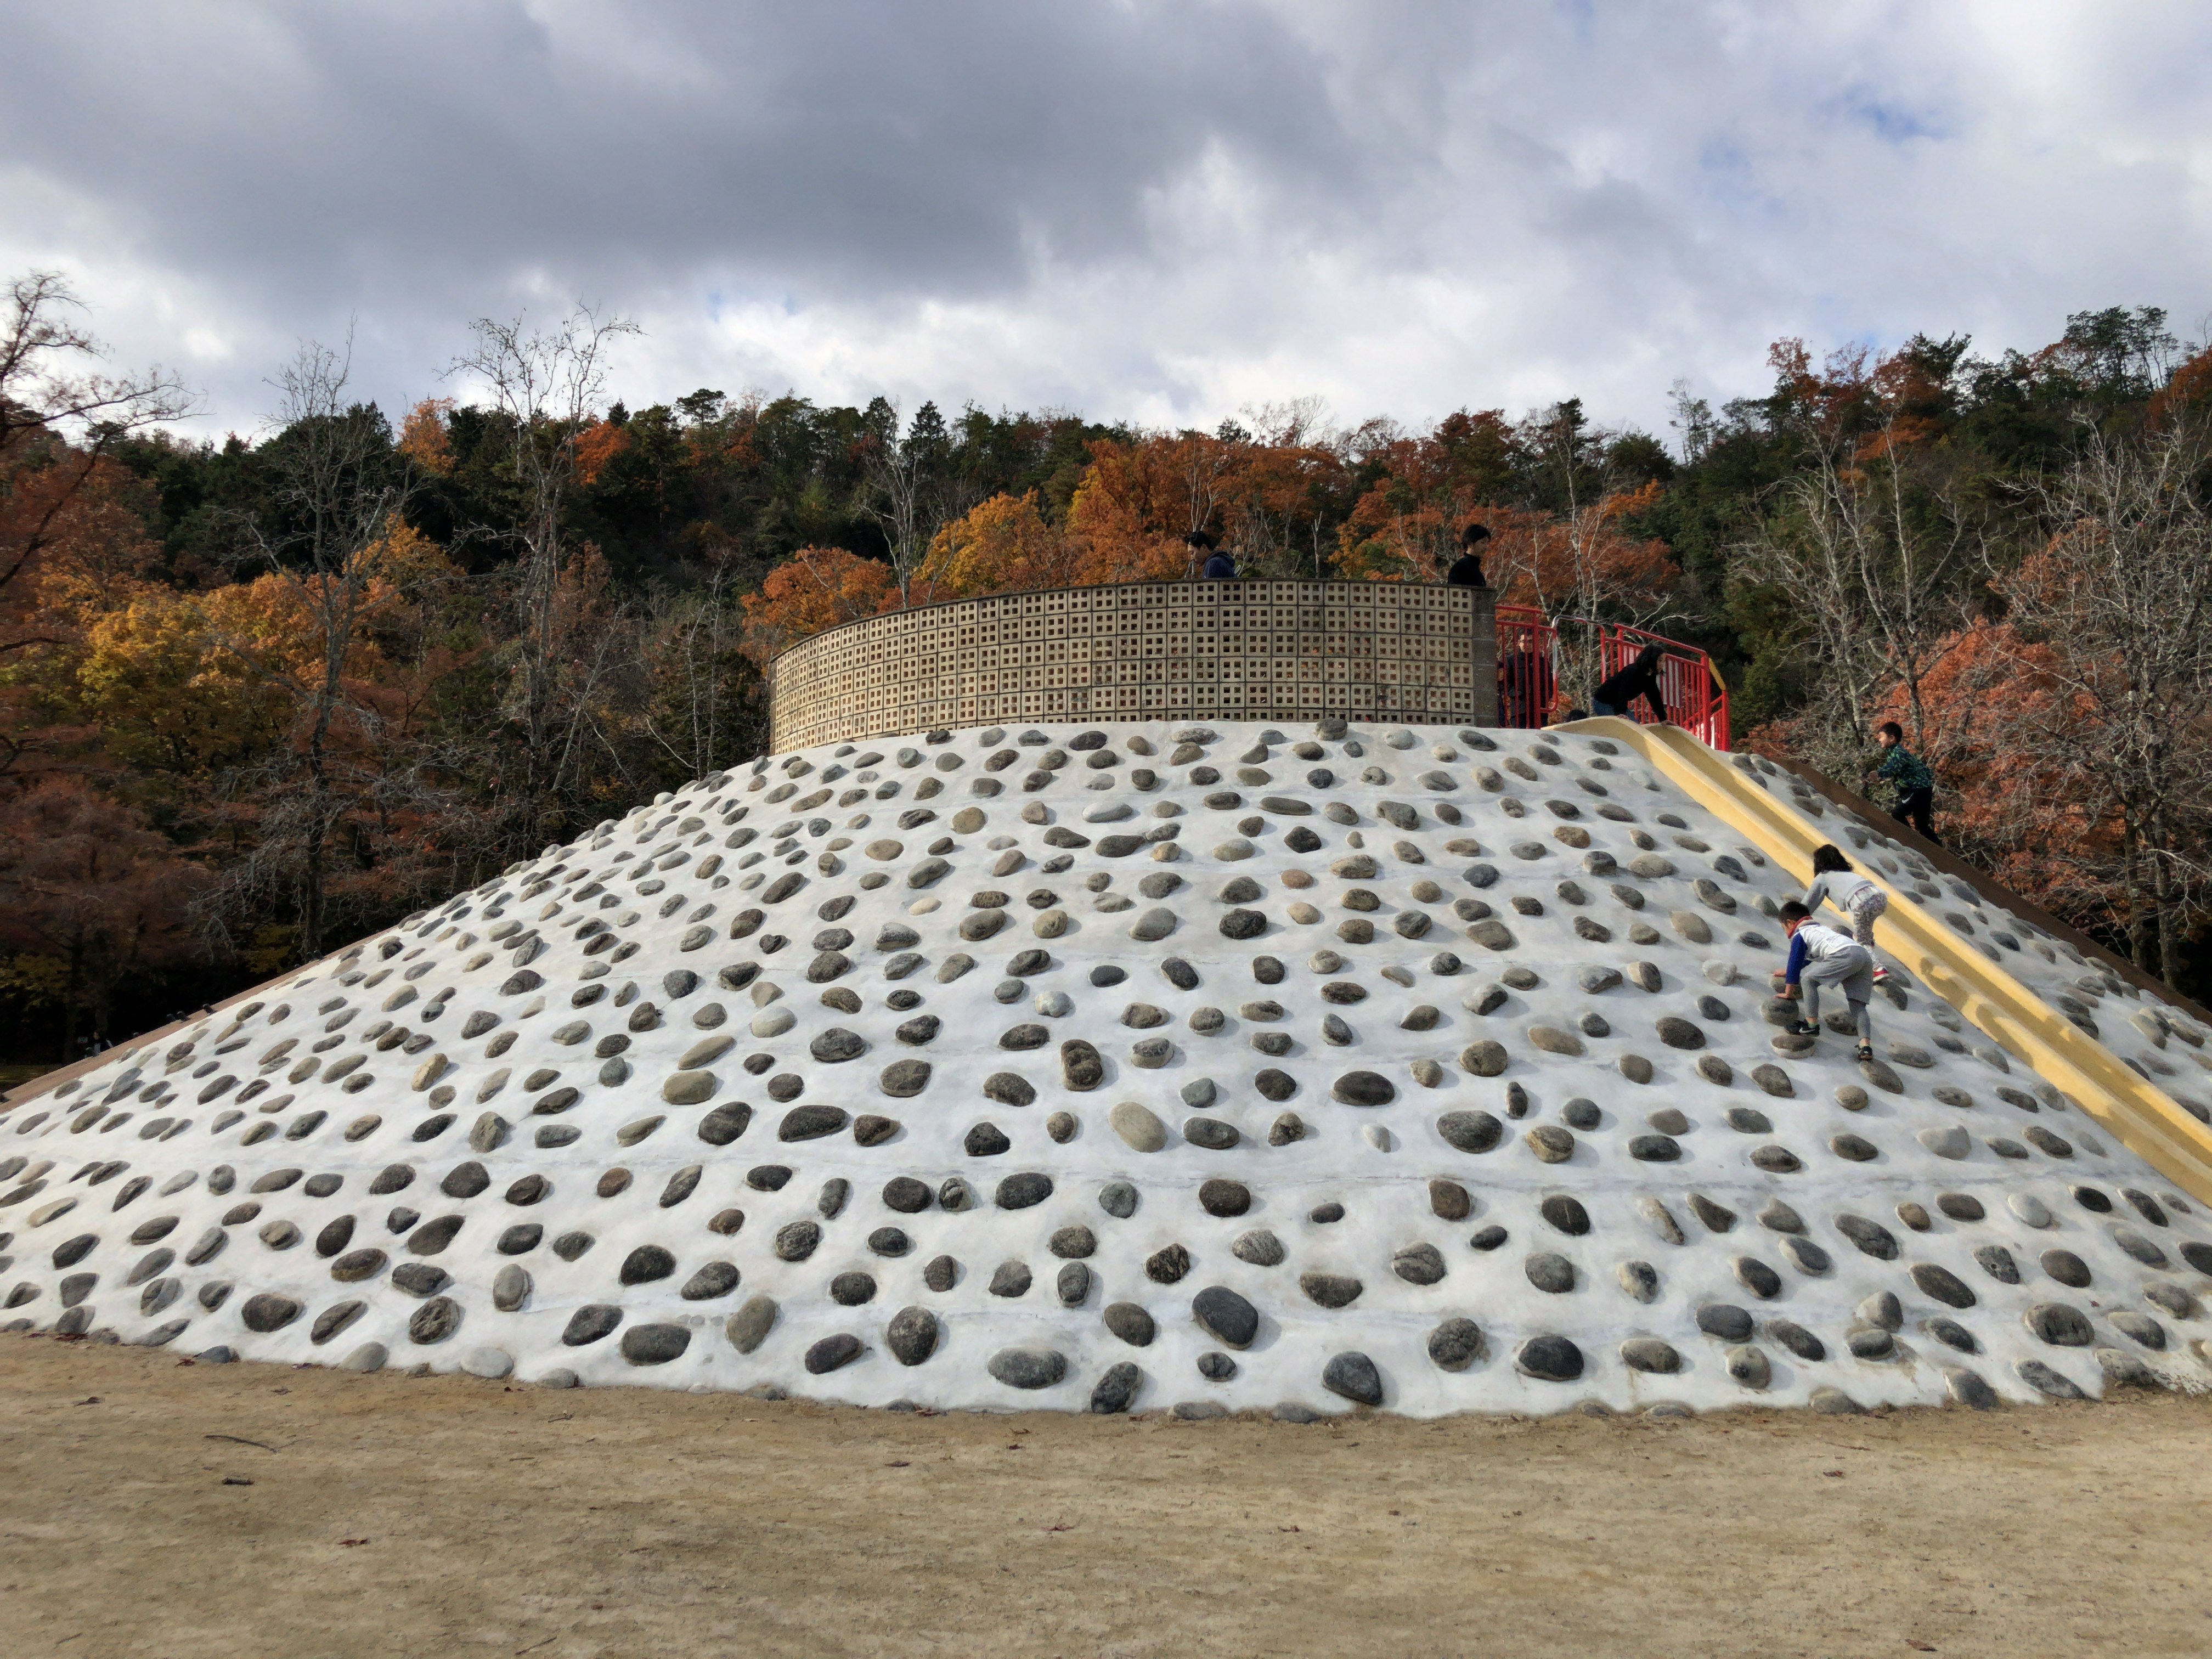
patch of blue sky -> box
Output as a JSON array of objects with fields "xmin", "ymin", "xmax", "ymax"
[{"xmin": 1836, "ymin": 85, "xmax": 1949, "ymax": 144}]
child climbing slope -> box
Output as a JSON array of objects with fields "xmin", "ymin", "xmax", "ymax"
[
  {"xmin": 1802, "ymin": 843, "xmax": 1892, "ymax": 984},
  {"xmin": 1777, "ymin": 899, "xmax": 1876, "ymax": 1063}
]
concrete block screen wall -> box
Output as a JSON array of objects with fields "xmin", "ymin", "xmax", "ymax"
[{"xmin": 769, "ymin": 580, "xmax": 1498, "ymax": 751}]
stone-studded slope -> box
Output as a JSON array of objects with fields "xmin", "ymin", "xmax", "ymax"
[{"xmin": 4, "ymin": 720, "xmax": 2211, "ymax": 1418}]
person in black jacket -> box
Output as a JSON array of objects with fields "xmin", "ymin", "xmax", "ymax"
[
  {"xmin": 1445, "ymin": 522, "xmax": 1489, "ymax": 587},
  {"xmin": 1593, "ymin": 644, "xmax": 1668, "ymax": 722},
  {"xmin": 1188, "ymin": 530, "xmax": 1236, "ymax": 579}
]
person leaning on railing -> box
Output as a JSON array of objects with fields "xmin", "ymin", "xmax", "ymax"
[{"xmin": 1593, "ymin": 644, "xmax": 1669, "ymax": 723}]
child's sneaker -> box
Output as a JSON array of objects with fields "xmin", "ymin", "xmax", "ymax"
[
  {"xmin": 1787, "ymin": 1020, "xmax": 1819, "ymax": 1037},
  {"xmin": 1871, "ymin": 966, "xmax": 1891, "ymax": 984},
  {"xmin": 1855, "ymin": 1042, "xmax": 1874, "ymax": 1063}
]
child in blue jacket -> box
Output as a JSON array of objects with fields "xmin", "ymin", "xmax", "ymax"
[{"xmin": 1778, "ymin": 899, "xmax": 1875, "ymax": 1063}]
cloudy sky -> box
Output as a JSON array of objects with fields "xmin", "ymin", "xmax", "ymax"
[{"xmin": 5, "ymin": 1, "xmax": 2208, "ymax": 443}]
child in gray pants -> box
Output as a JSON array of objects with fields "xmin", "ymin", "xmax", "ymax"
[
  {"xmin": 1778, "ymin": 900, "xmax": 1875, "ymax": 1062},
  {"xmin": 1803, "ymin": 843, "xmax": 1892, "ymax": 983}
]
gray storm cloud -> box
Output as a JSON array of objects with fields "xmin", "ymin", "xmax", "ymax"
[{"xmin": 2, "ymin": 1, "xmax": 2207, "ymax": 435}]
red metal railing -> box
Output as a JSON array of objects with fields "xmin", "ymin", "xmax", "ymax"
[{"xmin": 1494, "ymin": 605, "xmax": 1731, "ymax": 750}]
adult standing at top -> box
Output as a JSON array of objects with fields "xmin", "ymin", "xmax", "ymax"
[
  {"xmin": 1445, "ymin": 523, "xmax": 1489, "ymax": 588},
  {"xmin": 1593, "ymin": 644, "xmax": 1669, "ymax": 723},
  {"xmin": 1188, "ymin": 530, "xmax": 1236, "ymax": 579}
]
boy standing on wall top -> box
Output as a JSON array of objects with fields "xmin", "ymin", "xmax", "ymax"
[
  {"xmin": 1777, "ymin": 899, "xmax": 1876, "ymax": 1063},
  {"xmin": 1872, "ymin": 720, "xmax": 1937, "ymax": 842}
]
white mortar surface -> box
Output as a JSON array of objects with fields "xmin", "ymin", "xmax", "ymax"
[{"xmin": 4, "ymin": 721, "xmax": 2209, "ymax": 1418}]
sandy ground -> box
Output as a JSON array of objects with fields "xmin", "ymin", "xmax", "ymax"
[{"xmin": 1, "ymin": 1335, "xmax": 2209, "ymax": 1658}]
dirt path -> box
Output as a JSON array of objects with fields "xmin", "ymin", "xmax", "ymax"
[{"xmin": 1, "ymin": 1334, "xmax": 2208, "ymax": 1658}]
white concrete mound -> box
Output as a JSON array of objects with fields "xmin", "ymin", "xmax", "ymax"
[{"xmin": 5, "ymin": 721, "xmax": 2211, "ymax": 1417}]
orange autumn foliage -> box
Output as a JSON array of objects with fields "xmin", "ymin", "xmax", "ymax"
[
  {"xmin": 571, "ymin": 417, "xmax": 631, "ymax": 487},
  {"xmin": 1480, "ymin": 482, "xmax": 1677, "ymax": 618},
  {"xmin": 1332, "ymin": 411, "xmax": 1519, "ymax": 583},
  {"xmin": 740, "ymin": 546, "xmax": 899, "ymax": 658},
  {"xmin": 927, "ymin": 490, "xmax": 1082, "ymax": 597},
  {"xmin": 397, "ymin": 398, "xmax": 456, "ymax": 476},
  {"xmin": 1066, "ymin": 436, "xmax": 1226, "ymax": 584}
]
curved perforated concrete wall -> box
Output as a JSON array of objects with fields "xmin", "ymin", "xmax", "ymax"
[{"xmin": 769, "ymin": 581, "xmax": 1498, "ymax": 751}]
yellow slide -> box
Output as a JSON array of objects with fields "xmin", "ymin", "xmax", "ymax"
[{"xmin": 1557, "ymin": 716, "xmax": 2212, "ymax": 1205}]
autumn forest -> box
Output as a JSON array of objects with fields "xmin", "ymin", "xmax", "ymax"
[{"xmin": 3, "ymin": 273, "xmax": 2209, "ymax": 1062}]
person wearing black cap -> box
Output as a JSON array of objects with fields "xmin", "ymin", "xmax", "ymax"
[{"xmin": 1446, "ymin": 523, "xmax": 1489, "ymax": 588}]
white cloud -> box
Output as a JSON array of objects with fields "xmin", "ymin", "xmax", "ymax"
[{"xmin": 1, "ymin": 1, "xmax": 2206, "ymax": 442}]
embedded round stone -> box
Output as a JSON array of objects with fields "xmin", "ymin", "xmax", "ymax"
[
  {"xmin": 562, "ymin": 1305, "xmax": 622, "ymax": 1346},
  {"xmin": 1523, "ymin": 1252, "xmax": 1575, "ymax": 1294},
  {"xmin": 1390, "ymin": 1243, "xmax": 1447, "ymax": 1286},
  {"xmin": 1733, "ymin": 1256, "xmax": 1782, "ymax": 1299},
  {"xmin": 725, "ymin": 1297, "xmax": 777, "ymax": 1353},
  {"xmin": 1300, "ymin": 1272, "xmax": 1363, "ymax": 1309},
  {"xmin": 1322, "ymin": 1351, "xmax": 1384, "ymax": 1405},
  {"xmin": 2016, "ymin": 1358, "xmax": 2087, "ymax": 1400},
  {"xmin": 879, "ymin": 1060, "xmax": 932, "ymax": 1097},
  {"xmin": 1183, "ymin": 1116, "xmax": 1239, "ymax": 1150},
  {"xmin": 404, "ymin": 1309, "xmax": 460, "ymax": 1353},
  {"xmin": 1456, "ymin": 1037, "xmax": 1514, "ymax": 1081},
  {"xmin": 1060, "ymin": 1041, "xmax": 1105, "ymax": 1091},
  {"xmin": 1726, "ymin": 1345, "xmax": 1771, "ymax": 1390},
  {"xmin": 1696, "ymin": 1304, "xmax": 1753, "ymax": 1342},
  {"xmin": 1331, "ymin": 1071, "xmax": 1395, "ymax": 1107},
  {"xmin": 1104, "ymin": 1302, "xmax": 1156, "ymax": 1346},
  {"xmin": 765, "ymin": 1105, "xmax": 845, "ymax": 1147},
  {"xmin": 884, "ymin": 1306, "xmax": 938, "ymax": 1366},
  {"xmin": 1620, "ymin": 1338, "xmax": 1680, "ymax": 1374},
  {"xmin": 2041, "ymin": 1249, "xmax": 2092, "ymax": 1288},
  {"xmin": 1526, "ymin": 1126, "xmax": 1576, "ymax": 1163},
  {"xmin": 1193, "ymin": 1285, "xmax": 1260, "ymax": 1348},
  {"xmin": 662, "ymin": 1071, "xmax": 718, "ymax": 1106},
  {"xmin": 2025, "ymin": 1302, "xmax": 2094, "ymax": 1346},
  {"xmin": 1514, "ymin": 1335, "xmax": 1583, "ymax": 1382},
  {"xmin": 1910, "ymin": 1263, "xmax": 1978, "ymax": 1308},
  {"xmin": 1199, "ymin": 1178, "xmax": 1251, "ymax": 1217},
  {"xmin": 988, "ymin": 1347, "xmax": 1068, "ymax": 1389},
  {"xmin": 620, "ymin": 1324, "xmax": 692, "ymax": 1365},
  {"xmin": 1437, "ymin": 1110, "xmax": 1504, "ymax": 1154},
  {"xmin": 996, "ymin": 1172, "xmax": 1053, "ymax": 1209},
  {"xmin": 805, "ymin": 1334, "xmax": 864, "ymax": 1374},
  {"xmin": 1427, "ymin": 1318, "xmax": 1483, "ymax": 1370},
  {"xmin": 983, "ymin": 1072, "xmax": 1035, "ymax": 1106},
  {"xmin": 241, "ymin": 1293, "xmax": 302, "ymax": 1333},
  {"xmin": 696, "ymin": 1102, "xmax": 752, "ymax": 1146},
  {"xmin": 1835, "ymin": 1215, "xmax": 1898, "ymax": 1259},
  {"xmin": 1109, "ymin": 1101, "xmax": 1167, "ymax": 1152}
]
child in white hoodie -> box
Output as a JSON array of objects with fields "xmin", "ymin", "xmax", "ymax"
[{"xmin": 1802, "ymin": 843, "xmax": 1891, "ymax": 984}]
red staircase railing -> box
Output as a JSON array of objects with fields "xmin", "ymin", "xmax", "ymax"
[{"xmin": 1494, "ymin": 605, "xmax": 1731, "ymax": 750}]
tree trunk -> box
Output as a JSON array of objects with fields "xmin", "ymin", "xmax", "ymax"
[{"xmin": 60, "ymin": 938, "xmax": 81, "ymax": 1064}]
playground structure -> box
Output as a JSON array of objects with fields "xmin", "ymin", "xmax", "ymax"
[
  {"xmin": 4, "ymin": 578, "xmax": 2210, "ymax": 1418},
  {"xmin": 1497, "ymin": 605, "xmax": 1731, "ymax": 750}
]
